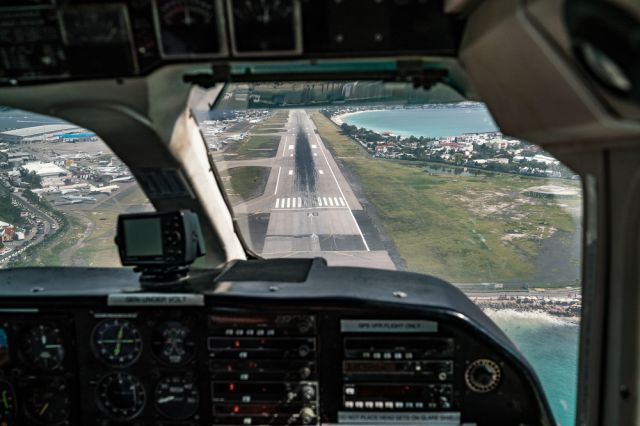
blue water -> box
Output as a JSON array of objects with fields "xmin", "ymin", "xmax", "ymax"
[
  {"xmin": 486, "ymin": 310, "xmax": 579, "ymax": 426},
  {"xmin": 342, "ymin": 105, "xmax": 499, "ymax": 138},
  {"xmin": 0, "ymin": 109, "xmax": 64, "ymax": 131}
]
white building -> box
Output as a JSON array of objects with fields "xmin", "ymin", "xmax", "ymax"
[
  {"xmin": 0, "ymin": 125, "xmax": 79, "ymax": 144},
  {"xmin": 22, "ymin": 161, "xmax": 68, "ymax": 177}
]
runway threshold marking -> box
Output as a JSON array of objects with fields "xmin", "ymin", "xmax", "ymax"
[{"xmin": 273, "ymin": 196, "xmax": 348, "ymax": 210}]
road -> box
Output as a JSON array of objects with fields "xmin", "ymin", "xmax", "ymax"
[
  {"xmin": 0, "ymin": 192, "xmax": 60, "ymax": 265},
  {"xmin": 226, "ymin": 110, "xmax": 395, "ymax": 269}
]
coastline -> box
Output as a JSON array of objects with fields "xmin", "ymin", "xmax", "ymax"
[
  {"xmin": 472, "ymin": 295, "xmax": 581, "ymax": 325},
  {"xmin": 331, "ymin": 109, "xmax": 375, "ymax": 126}
]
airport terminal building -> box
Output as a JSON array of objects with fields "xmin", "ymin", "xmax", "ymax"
[{"xmin": 0, "ymin": 124, "xmax": 89, "ymax": 144}]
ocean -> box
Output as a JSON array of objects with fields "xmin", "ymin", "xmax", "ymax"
[
  {"xmin": 341, "ymin": 105, "xmax": 499, "ymax": 138},
  {"xmin": 0, "ymin": 110, "xmax": 64, "ymax": 131}
]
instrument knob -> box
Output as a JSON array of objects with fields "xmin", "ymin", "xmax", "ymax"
[
  {"xmin": 301, "ymin": 385, "xmax": 316, "ymax": 401},
  {"xmin": 298, "ymin": 345, "xmax": 311, "ymax": 358},
  {"xmin": 299, "ymin": 366, "xmax": 312, "ymax": 379},
  {"xmin": 299, "ymin": 407, "xmax": 316, "ymax": 425}
]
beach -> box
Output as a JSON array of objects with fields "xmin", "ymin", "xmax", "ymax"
[{"xmin": 474, "ymin": 295, "xmax": 581, "ymax": 324}]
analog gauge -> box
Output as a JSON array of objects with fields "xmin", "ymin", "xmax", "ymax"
[
  {"xmin": 154, "ymin": 375, "xmax": 199, "ymax": 420},
  {"xmin": 0, "ymin": 380, "xmax": 16, "ymax": 424},
  {"xmin": 155, "ymin": 0, "xmax": 224, "ymax": 57},
  {"xmin": 228, "ymin": 0, "xmax": 300, "ymax": 54},
  {"xmin": 96, "ymin": 372, "xmax": 146, "ymax": 421},
  {"xmin": 20, "ymin": 324, "xmax": 64, "ymax": 371},
  {"xmin": 151, "ymin": 322, "xmax": 196, "ymax": 365},
  {"xmin": 24, "ymin": 380, "xmax": 70, "ymax": 425},
  {"xmin": 60, "ymin": 5, "xmax": 131, "ymax": 46},
  {"xmin": 92, "ymin": 319, "xmax": 143, "ymax": 367}
]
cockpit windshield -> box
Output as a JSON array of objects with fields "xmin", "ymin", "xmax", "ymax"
[{"xmin": 196, "ymin": 81, "xmax": 582, "ymax": 426}]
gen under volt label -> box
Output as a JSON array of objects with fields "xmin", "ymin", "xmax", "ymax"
[
  {"xmin": 108, "ymin": 293, "xmax": 204, "ymax": 306},
  {"xmin": 340, "ymin": 320, "xmax": 438, "ymax": 333},
  {"xmin": 337, "ymin": 411, "xmax": 460, "ymax": 424}
]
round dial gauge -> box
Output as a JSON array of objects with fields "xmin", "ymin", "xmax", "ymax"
[
  {"xmin": 24, "ymin": 380, "xmax": 70, "ymax": 425},
  {"xmin": 96, "ymin": 372, "xmax": 146, "ymax": 421},
  {"xmin": 0, "ymin": 380, "xmax": 16, "ymax": 424},
  {"xmin": 156, "ymin": 0, "xmax": 222, "ymax": 56},
  {"xmin": 230, "ymin": 0, "xmax": 298, "ymax": 53},
  {"xmin": 151, "ymin": 322, "xmax": 196, "ymax": 365},
  {"xmin": 20, "ymin": 324, "xmax": 64, "ymax": 371},
  {"xmin": 92, "ymin": 319, "xmax": 143, "ymax": 366},
  {"xmin": 154, "ymin": 375, "xmax": 199, "ymax": 420}
]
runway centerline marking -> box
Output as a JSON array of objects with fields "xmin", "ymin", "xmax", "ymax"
[
  {"xmin": 288, "ymin": 169, "xmax": 293, "ymax": 176},
  {"xmin": 274, "ymin": 166, "xmax": 282, "ymax": 195}
]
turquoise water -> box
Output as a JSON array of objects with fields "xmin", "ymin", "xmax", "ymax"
[
  {"xmin": 486, "ymin": 310, "xmax": 579, "ymax": 426},
  {"xmin": 342, "ymin": 105, "xmax": 499, "ymax": 138}
]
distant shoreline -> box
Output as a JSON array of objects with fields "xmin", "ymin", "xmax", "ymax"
[
  {"xmin": 331, "ymin": 110, "xmax": 373, "ymax": 126},
  {"xmin": 472, "ymin": 295, "xmax": 581, "ymax": 325}
]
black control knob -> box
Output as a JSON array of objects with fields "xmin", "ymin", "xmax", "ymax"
[
  {"xmin": 465, "ymin": 359, "xmax": 502, "ymax": 393},
  {"xmin": 298, "ymin": 345, "xmax": 311, "ymax": 358},
  {"xmin": 299, "ymin": 407, "xmax": 316, "ymax": 425},
  {"xmin": 301, "ymin": 385, "xmax": 316, "ymax": 401},
  {"xmin": 294, "ymin": 317, "xmax": 314, "ymax": 334}
]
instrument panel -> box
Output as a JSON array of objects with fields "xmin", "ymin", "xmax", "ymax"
[
  {"xmin": 0, "ymin": 260, "xmax": 553, "ymax": 425},
  {"xmin": 0, "ymin": 0, "xmax": 462, "ymax": 85}
]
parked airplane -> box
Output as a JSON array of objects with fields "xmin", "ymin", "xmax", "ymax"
[
  {"xmin": 89, "ymin": 184, "xmax": 119, "ymax": 194},
  {"xmin": 110, "ymin": 176, "xmax": 133, "ymax": 183},
  {"xmin": 62, "ymin": 195, "xmax": 96, "ymax": 203}
]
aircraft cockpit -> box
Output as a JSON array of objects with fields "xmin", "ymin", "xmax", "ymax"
[{"xmin": 0, "ymin": 1, "xmax": 639, "ymax": 425}]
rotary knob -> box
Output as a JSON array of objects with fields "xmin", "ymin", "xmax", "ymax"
[
  {"xmin": 299, "ymin": 407, "xmax": 316, "ymax": 425},
  {"xmin": 298, "ymin": 345, "xmax": 311, "ymax": 358},
  {"xmin": 299, "ymin": 366, "xmax": 312, "ymax": 379},
  {"xmin": 301, "ymin": 385, "xmax": 316, "ymax": 401},
  {"xmin": 464, "ymin": 359, "xmax": 502, "ymax": 393}
]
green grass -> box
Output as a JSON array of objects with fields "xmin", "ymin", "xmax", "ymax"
[
  {"xmin": 227, "ymin": 135, "xmax": 281, "ymax": 159},
  {"xmin": 73, "ymin": 187, "xmax": 151, "ymax": 267},
  {"xmin": 224, "ymin": 166, "xmax": 270, "ymax": 200},
  {"xmin": 310, "ymin": 111, "xmax": 580, "ymax": 283}
]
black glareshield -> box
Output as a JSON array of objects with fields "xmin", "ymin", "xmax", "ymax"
[{"xmin": 116, "ymin": 210, "xmax": 205, "ymax": 267}]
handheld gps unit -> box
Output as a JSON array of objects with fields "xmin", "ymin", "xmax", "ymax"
[{"xmin": 116, "ymin": 210, "xmax": 206, "ymax": 285}]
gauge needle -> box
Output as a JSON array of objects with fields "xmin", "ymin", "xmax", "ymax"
[
  {"xmin": 39, "ymin": 402, "xmax": 49, "ymax": 416},
  {"xmin": 157, "ymin": 395, "xmax": 175, "ymax": 404},
  {"xmin": 2, "ymin": 390, "xmax": 8, "ymax": 408},
  {"xmin": 114, "ymin": 326, "xmax": 124, "ymax": 356}
]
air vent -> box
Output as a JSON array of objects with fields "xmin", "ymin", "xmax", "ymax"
[{"xmin": 135, "ymin": 168, "xmax": 193, "ymax": 199}]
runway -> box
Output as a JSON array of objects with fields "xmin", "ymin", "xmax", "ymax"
[{"xmin": 228, "ymin": 110, "xmax": 395, "ymax": 270}]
